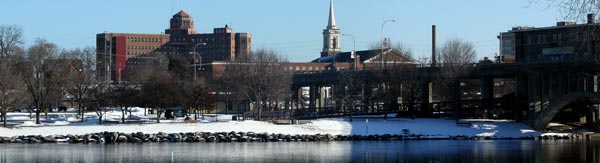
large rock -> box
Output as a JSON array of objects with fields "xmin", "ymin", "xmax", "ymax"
[
  {"xmin": 135, "ymin": 132, "xmax": 145, "ymax": 140},
  {"xmin": 117, "ymin": 135, "xmax": 127, "ymax": 143},
  {"xmin": 111, "ymin": 132, "xmax": 119, "ymax": 143},
  {"xmin": 240, "ymin": 136, "xmax": 249, "ymax": 142},
  {"xmin": 29, "ymin": 137, "xmax": 41, "ymax": 144},
  {"xmin": 131, "ymin": 137, "xmax": 143, "ymax": 143},
  {"xmin": 206, "ymin": 136, "xmax": 216, "ymax": 142}
]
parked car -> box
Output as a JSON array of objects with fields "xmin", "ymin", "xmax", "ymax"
[{"xmin": 165, "ymin": 108, "xmax": 187, "ymax": 119}]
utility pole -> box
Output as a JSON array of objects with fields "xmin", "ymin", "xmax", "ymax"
[
  {"xmin": 342, "ymin": 34, "xmax": 356, "ymax": 71},
  {"xmin": 381, "ymin": 20, "xmax": 396, "ymax": 69},
  {"xmin": 192, "ymin": 42, "xmax": 206, "ymax": 81}
]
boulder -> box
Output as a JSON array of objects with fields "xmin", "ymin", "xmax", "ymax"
[
  {"xmin": 136, "ymin": 132, "xmax": 145, "ymax": 140},
  {"xmin": 29, "ymin": 137, "xmax": 41, "ymax": 144},
  {"xmin": 130, "ymin": 137, "xmax": 143, "ymax": 143},
  {"xmin": 117, "ymin": 135, "xmax": 127, "ymax": 143},
  {"xmin": 111, "ymin": 132, "xmax": 119, "ymax": 143}
]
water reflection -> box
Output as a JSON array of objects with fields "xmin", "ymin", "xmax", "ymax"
[{"xmin": 0, "ymin": 140, "xmax": 599, "ymax": 163}]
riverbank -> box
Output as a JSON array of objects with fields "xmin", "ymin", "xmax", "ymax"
[
  {"xmin": 0, "ymin": 109, "xmax": 581, "ymax": 139},
  {"xmin": 0, "ymin": 130, "xmax": 585, "ymax": 144}
]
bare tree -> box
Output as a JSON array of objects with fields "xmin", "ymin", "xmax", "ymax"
[
  {"xmin": 0, "ymin": 58, "xmax": 29, "ymax": 127},
  {"xmin": 211, "ymin": 74, "xmax": 237, "ymax": 115},
  {"xmin": 181, "ymin": 82, "xmax": 216, "ymax": 120},
  {"xmin": 334, "ymin": 70, "xmax": 362, "ymax": 122},
  {"xmin": 543, "ymin": 0, "xmax": 600, "ymax": 21},
  {"xmin": 369, "ymin": 41, "xmax": 417, "ymax": 119},
  {"xmin": 61, "ymin": 47, "xmax": 96, "ymax": 122},
  {"xmin": 440, "ymin": 38, "xmax": 477, "ymax": 80},
  {"xmin": 142, "ymin": 70, "xmax": 179, "ymax": 123},
  {"xmin": 111, "ymin": 85, "xmax": 141, "ymax": 123},
  {"xmin": 0, "ymin": 25, "xmax": 23, "ymax": 58},
  {"xmin": 20, "ymin": 38, "xmax": 62, "ymax": 124},
  {"xmin": 94, "ymin": 89, "xmax": 111, "ymax": 124},
  {"xmin": 223, "ymin": 49, "xmax": 292, "ymax": 120},
  {"xmin": 439, "ymin": 38, "xmax": 477, "ymax": 118}
]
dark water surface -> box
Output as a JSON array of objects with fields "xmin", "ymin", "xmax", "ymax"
[{"xmin": 1, "ymin": 140, "xmax": 599, "ymax": 163}]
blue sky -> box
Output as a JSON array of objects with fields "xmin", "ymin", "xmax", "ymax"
[{"xmin": 0, "ymin": 0, "xmax": 565, "ymax": 62}]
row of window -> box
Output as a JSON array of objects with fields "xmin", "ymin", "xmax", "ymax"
[
  {"xmin": 127, "ymin": 37, "xmax": 164, "ymax": 43},
  {"xmin": 523, "ymin": 32, "xmax": 592, "ymax": 45},
  {"xmin": 127, "ymin": 46, "xmax": 159, "ymax": 50},
  {"xmin": 127, "ymin": 51, "xmax": 148, "ymax": 56},
  {"xmin": 283, "ymin": 66, "xmax": 343, "ymax": 71},
  {"xmin": 171, "ymin": 37, "xmax": 232, "ymax": 43}
]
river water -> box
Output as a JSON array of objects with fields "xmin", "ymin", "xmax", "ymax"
[{"xmin": 0, "ymin": 140, "xmax": 599, "ymax": 163}]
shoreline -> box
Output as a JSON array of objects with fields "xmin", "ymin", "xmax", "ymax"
[
  {"xmin": 1, "ymin": 111, "xmax": 587, "ymax": 141},
  {"xmin": 0, "ymin": 131, "xmax": 587, "ymax": 144}
]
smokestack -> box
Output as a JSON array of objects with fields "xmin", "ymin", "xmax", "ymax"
[
  {"xmin": 432, "ymin": 25, "xmax": 437, "ymax": 67},
  {"xmin": 588, "ymin": 13, "xmax": 596, "ymax": 24}
]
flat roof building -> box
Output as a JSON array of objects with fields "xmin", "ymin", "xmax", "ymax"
[
  {"xmin": 499, "ymin": 13, "xmax": 600, "ymax": 63},
  {"xmin": 96, "ymin": 10, "xmax": 251, "ymax": 82}
]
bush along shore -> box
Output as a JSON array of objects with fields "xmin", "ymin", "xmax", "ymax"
[{"xmin": 0, "ymin": 131, "xmax": 590, "ymax": 144}]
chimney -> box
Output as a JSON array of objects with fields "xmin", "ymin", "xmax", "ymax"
[
  {"xmin": 432, "ymin": 25, "xmax": 437, "ymax": 67},
  {"xmin": 588, "ymin": 13, "xmax": 596, "ymax": 24}
]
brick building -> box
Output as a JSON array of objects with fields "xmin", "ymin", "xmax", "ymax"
[
  {"xmin": 499, "ymin": 14, "xmax": 600, "ymax": 63},
  {"xmin": 96, "ymin": 10, "xmax": 251, "ymax": 82}
]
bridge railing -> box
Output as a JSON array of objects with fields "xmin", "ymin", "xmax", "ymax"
[
  {"xmin": 522, "ymin": 54, "xmax": 600, "ymax": 64},
  {"xmin": 244, "ymin": 97, "xmax": 517, "ymax": 120}
]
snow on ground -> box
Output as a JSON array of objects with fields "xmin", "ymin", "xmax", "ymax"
[{"xmin": 0, "ymin": 108, "xmax": 564, "ymax": 138}]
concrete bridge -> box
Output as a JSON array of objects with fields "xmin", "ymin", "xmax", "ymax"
[{"xmin": 289, "ymin": 57, "xmax": 600, "ymax": 131}]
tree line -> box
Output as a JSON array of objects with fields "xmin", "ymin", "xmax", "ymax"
[
  {"xmin": 0, "ymin": 23, "xmax": 485, "ymax": 126},
  {"xmin": 0, "ymin": 25, "xmax": 217, "ymax": 126}
]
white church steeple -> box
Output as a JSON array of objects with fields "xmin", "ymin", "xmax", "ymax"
[
  {"xmin": 327, "ymin": 0, "xmax": 337, "ymax": 29},
  {"xmin": 321, "ymin": 0, "xmax": 341, "ymax": 57}
]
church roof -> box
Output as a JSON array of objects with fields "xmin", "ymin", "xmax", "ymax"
[
  {"xmin": 173, "ymin": 10, "xmax": 190, "ymax": 17},
  {"xmin": 312, "ymin": 49, "xmax": 416, "ymax": 64}
]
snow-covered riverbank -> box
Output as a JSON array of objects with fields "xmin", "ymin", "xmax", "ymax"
[{"xmin": 0, "ymin": 108, "xmax": 571, "ymax": 138}]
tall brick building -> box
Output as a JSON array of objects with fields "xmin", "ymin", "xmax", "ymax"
[{"xmin": 97, "ymin": 10, "xmax": 252, "ymax": 82}]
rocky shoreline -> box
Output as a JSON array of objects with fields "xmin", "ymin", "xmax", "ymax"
[{"xmin": 0, "ymin": 131, "xmax": 587, "ymax": 144}]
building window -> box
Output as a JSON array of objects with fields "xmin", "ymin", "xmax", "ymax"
[{"xmin": 568, "ymin": 33, "xmax": 575, "ymax": 42}]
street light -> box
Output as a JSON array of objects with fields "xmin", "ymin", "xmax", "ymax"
[
  {"xmin": 342, "ymin": 34, "xmax": 356, "ymax": 71},
  {"xmin": 192, "ymin": 42, "xmax": 207, "ymax": 81},
  {"xmin": 381, "ymin": 20, "xmax": 396, "ymax": 69}
]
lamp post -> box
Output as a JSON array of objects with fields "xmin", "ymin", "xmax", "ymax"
[
  {"xmin": 192, "ymin": 43, "xmax": 207, "ymax": 81},
  {"xmin": 342, "ymin": 34, "xmax": 356, "ymax": 71},
  {"xmin": 87, "ymin": 50, "xmax": 111, "ymax": 91},
  {"xmin": 381, "ymin": 20, "xmax": 396, "ymax": 69}
]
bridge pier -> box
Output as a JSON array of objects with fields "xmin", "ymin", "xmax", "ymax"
[
  {"xmin": 481, "ymin": 78, "xmax": 494, "ymax": 99},
  {"xmin": 480, "ymin": 78, "xmax": 494, "ymax": 119},
  {"xmin": 309, "ymin": 85, "xmax": 316, "ymax": 110},
  {"xmin": 420, "ymin": 80, "xmax": 432, "ymax": 112}
]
